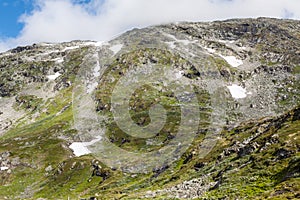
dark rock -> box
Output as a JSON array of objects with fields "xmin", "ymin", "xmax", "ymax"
[
  {"xmin": 11, "ymin": 45, "xmax": 34, "ymax": 53},
  {"xmin": 184, "ymin": 66, "xmax": 201, "ymax": 79},
  {"xmin": 292, "ymin": 107, "xmax": 300, "ymax": 121},
  {"xmin": 183, "ymin": 153, "xmax": 193, "ymax": 164},
  {"xmin": 276, "ymin": 157, "xmax": 300, "ymax": 182},
  {"xmin": 121, "ymin": 138, "xmax": 129, "ymax": 145},
  {"xmin": 273, "ymin": 148, "xmax": 293, "ymax": 160},
  {"xmin": 194, "ymin": 162, "xmax": 205, "ymax": 171},
  {"xmin": 237, "ymin": 145, "xmax": 255, "ymax": 157},
  {"xmin": 89, "ymin": 161, "xmax": 110, "ymax": 183},
  {"xmin": 220, "ymin": 69, "xmax": 230, "ymax": 78},
  {"xmin": 209, "ymin": 179, "xmax": 222, "ymax": 191},
  {"xmin": 152, "ymin": 165, "xmax": 169, "ymax": 178}
]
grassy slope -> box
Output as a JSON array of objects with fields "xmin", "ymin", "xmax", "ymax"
[
  {"xmin": 0, "ymin": 89, "xmax": 298, "ymax": 199},
  {"xmin": 0, "ymin": 49, "xmax": 299, "ymax": 199}
]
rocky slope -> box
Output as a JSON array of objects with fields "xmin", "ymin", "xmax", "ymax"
[{"xmin": 0, "ymin": 17, "xmax": 299, "ymax": 199}]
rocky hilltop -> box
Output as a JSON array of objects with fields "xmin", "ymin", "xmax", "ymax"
[{"xmin": 0, "ymin": 18, "xmax": 299, "ymax": 199}]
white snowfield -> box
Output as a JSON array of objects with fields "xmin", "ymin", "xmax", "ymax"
[
  {"xmin": 47, "ymin": 72, "xmax": 61, "ymax": 80},
  {"xmin": 69, "ymin": 136, "xmax": 101, "ymax": 157},
  {"xmin": 109, "ymin": 44, "xmax": 123, "ymax": 55},
  {"xmin": 219, "ymin": 54, "xmax": 243, "ymax": 68},
  {"xmin": 227, "ymin": 84, "xmax": 248, "ymax": 99}
]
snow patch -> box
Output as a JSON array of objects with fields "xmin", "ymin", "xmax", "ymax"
[
  {"xmin": 227, "ymin": 84, "xmax": 247, "ymax": 99},
  {"xmin": 52, "ymin": 57, "xmax": 64, "ymax": 63},
  {"xmin": 218, "ymin": 39, "xmax": 235, "ymax": 44},
  {"xmin": 69, "ymin": 136, "xmax": 101, "ymax": 157},
  {"xmin": 204, "ymin": 47, "xmax": 216, "ymax": 53},
  {"xmin": 175, "ymin": 70, "xmax": 184, "ymax": 79},
  {"xmin": 0, "ymin": 166, "xmax": 9, "ymax": 171},
  {"xmin": 47, "ymin": 72, "xmax": 61, "ymax": 80},
  {"xmin": 87, "ymin": 82, "xmax": 98, "ymax": 94},
  {"xmin": 109, "ymin": 44, "xmax": 123, "ymax": 55},
  {"xmin": 63, "ymin": 46, "xmax": 80, "ymax": 51},
  {"xmin": 219, "ymin": 55, "xmax": 243, "ymax": 68}
]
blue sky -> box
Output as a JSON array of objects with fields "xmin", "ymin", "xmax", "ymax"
[
  {"xmin": 0, "ymin": 0, "xmax": 34, "ymax": 38},
  {"xmin": 0, "ymin": 0, "xmax": 300, "ymax": 52},
  {"xmin": 0, "ymin": 0, "xmax": 94, "ymax": 39}
]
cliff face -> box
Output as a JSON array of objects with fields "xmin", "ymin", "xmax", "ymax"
[{"xmin": 0, "ymin": 18, "xmax": 299, "ymax": 199}]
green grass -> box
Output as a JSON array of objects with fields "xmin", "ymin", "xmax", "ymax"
[{"xmin": 293, "ymin": 65, "xmax": 300, "ymax": 74}]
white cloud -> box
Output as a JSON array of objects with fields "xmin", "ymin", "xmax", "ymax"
[{"xmin": 1, "ymin": 0, "xmax": 300, "ymax": 52}]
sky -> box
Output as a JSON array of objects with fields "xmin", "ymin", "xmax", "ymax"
[{"xmin": 0, "ymin": 0, "xmax": 300, "ymax": 52}]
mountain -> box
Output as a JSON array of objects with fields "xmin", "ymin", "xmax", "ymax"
[{"xmin": 0, "ymin": 17, "xmax": 299, "ymax": 199}]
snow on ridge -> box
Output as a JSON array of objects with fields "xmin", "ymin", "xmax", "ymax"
[
  {"xmin": 82, "ymin": 41, "xmax": 98, "ymax": 46},
  {"xmin": 94, "ymin": 41, "xmax": 105, "ymax": 47},
  {"xmin": 47, "ymin": 72, "xmax": 61, "ymax": 80},
  {"xmin": 219, "ymin": 54, "xmax": 243, "ymax": 68},
  {"xmin": 81, "ymin": 41, "xmax": 104, "ymax": 47},
  {"xmin": 69, "ymin": 136, "xmax": 102, "ymax": 157},
  {"xmin": 227, "ymin": 84, "xmax": 248, "ymax": 99},
  {"xmin": 63, "ymin": 46, "xmax": 80, "ymax": 51}
]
